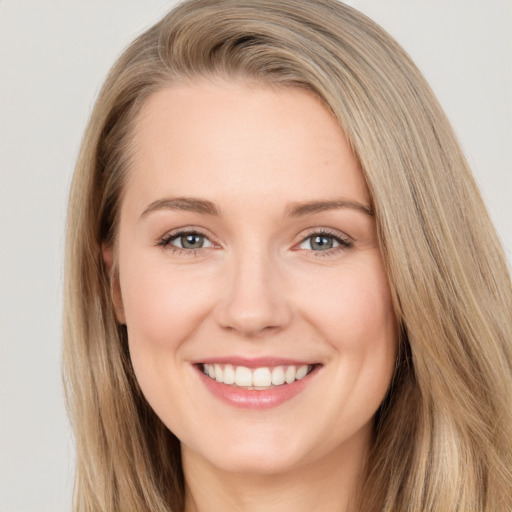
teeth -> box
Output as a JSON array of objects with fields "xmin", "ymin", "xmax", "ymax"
[
  {"xmin": 271, "ymin": 366, "xmax": 285, "ymax": 385},
  {"xmin": 285, "ymin": 365, "xmax": 296, "ymax": 384},
  {"xmin": 235, "ymin": 366, "xmax": 252, "ymax": 387},
  {"xmin": 296, "ymin": 365, "xmax": 308, "ymax": 380},
  {"xmin": 252, "ymin": 367, "xmax": 271, "ymax": 387},
  {"xmin": 223, "ymin": 364, "xmax": 235, "ymax": 385},
  {"xmin": 202, "ymin": 363, "xmax": 313, "ymax": 388},
  {"xmin": 214, "ymin": 364, "xmax": 223, "ymax": 383}
]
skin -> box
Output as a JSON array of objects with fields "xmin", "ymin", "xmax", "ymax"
[{"xmin": 107, "ymin": 81, "xmax": 398, "ymax": 512}]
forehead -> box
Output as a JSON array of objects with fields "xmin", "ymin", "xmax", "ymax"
[{"xmin": 124, "ymin": 81, "xmax": 369, "ymax": 215}]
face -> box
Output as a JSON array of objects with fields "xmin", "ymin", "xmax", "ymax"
[{"xmin": 112, "ymin": 81, "xmax": 397, "ymax": 476}]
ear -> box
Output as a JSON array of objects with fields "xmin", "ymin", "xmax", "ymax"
[{"xmin": 102, "ymin": 243, "xmax": 126, "ymax": 324}]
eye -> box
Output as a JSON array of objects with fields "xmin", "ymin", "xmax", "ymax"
[
  {"xmin": 158, "ymin": 231, "xmax": 214, "ymax": 250},
  {"xmin": 298, "ymin": 231, "xmax": 352, "ymax": 253}
]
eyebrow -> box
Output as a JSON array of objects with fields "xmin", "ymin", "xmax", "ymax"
[
  {"xmin": 140, "ymin": 197, "xmax": 220, "ymax": 219},
  {"xmin": 285, "ymin": 199, "xmax": 373, "ymax": 217},
  {"xmin": 139, "ymin": 196, "xmax": 373, "ymax": 220}
]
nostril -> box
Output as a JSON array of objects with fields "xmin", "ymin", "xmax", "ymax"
[{"xmin": 215, "ymin": 297, "xmax": 293, "ymax": 337}]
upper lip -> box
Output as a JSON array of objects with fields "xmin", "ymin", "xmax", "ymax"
[{"xmin": 191, "ymin": 356, "xmax": 320, "ymax": 368}]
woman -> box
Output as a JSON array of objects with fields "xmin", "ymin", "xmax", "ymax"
[{"xmin": 63, "ymin": 0, "xmax": 512, "ymax": 510}]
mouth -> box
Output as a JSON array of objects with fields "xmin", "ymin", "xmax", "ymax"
[
  {"xmin": 199, "ymin": 363, "xmax": 317, "ymax": 390},
  {"xmin": 194, "ymin": 360, "xmax": 322, "ymax": 409}
]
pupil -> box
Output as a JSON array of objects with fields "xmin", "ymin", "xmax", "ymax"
[
  {"xmin": 312, "ymin": 235, "xmax": 333, "ymax": 250},
  {"xmin": 182, "ymin": 234, "xmax": 203, "ymax": 249}
]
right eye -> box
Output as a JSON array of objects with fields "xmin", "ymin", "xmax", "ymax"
[{"xmin": 158, "ymin": 230, "xmax": 214, "ymax": 251}]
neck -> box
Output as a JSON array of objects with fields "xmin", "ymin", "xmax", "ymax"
[{"xmin": 182, "ymin": 432, "xmax": 369, "ymax": 512}]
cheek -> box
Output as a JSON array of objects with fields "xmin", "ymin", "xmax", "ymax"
[
  {"xmin": 306, "ymin": 260, "xmax": 397, "ymax": 427},
  {"xmin": 299, "ymin": 259, "xmax": 396, "ymax": 349},
  {"xmin": 119, "ymin": 256, "xmax": 215, "ymax": 350},
  {"xmin": 117, "ymin": 250, "xmax": 220, "ymax": 423},
  {"xmin": 300, "ymin": 257, "xmax": 397, "ymax": 404}
]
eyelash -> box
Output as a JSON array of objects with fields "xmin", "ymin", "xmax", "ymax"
[
  {"xmin": 157, "ymin": 228, "xmax": 353, "ymax": 257},
  {"xmin": 157, "ymin": 228, "xmax": 213, "ymax": 257},
  {"xmin": 297, "ymin": 228, "xmax": 353, "ymax": 256}
]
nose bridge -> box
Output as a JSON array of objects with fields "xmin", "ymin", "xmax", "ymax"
[{"xmin": 215, "ymin": 241, "xmax": 292, "ymax": 336}]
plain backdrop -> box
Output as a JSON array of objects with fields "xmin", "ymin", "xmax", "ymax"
[{"xmin": 0, "ymin": 1, "xmax": 510, "ymax": 511}]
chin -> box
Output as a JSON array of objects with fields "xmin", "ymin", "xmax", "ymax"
[{"xmin": 183, "ymin": 427, "xmax": 313, "ymax": 476}]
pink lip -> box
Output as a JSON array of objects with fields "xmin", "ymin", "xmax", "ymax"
[
  {"xmin": 194, "ymin": 364, "xmax": 320, "ymax": 410},
  {"xmin": 192, "ymin": 356, "xmax": 315, "ymax": 369}
]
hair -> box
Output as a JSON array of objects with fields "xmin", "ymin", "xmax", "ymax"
[{"xmin": 63, "ymin": 0, "xmax": 512, "ymax": 510}]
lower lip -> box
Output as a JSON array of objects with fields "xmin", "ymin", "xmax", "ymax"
[{"xmin": 196, "ymin": 366, "xmax": 319, "ymax": 409}]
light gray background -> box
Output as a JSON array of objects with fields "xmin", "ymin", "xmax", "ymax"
[{"xmin": 1, "ymin": 1, "xmax": 510, "ymax": 511}]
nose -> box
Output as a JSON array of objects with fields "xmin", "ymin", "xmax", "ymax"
[{"xmin": 214, "ymin": 250, "xmax": 293, "ymax": 338}]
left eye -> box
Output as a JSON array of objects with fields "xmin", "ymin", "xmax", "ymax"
[
  {"xmin": 299, "ymin": 234, "xmax": 343, "ymax": 251},
  {"xmin": 167, "ymin": 233, "xmax": 213, "ymax": 249}
]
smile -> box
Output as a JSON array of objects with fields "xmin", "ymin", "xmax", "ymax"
[
  {"xmin": 201, "ymin": 363, "xmax": 314, "ymax": 389},
  {"xmin": 196, "ymin": 360, "xmax": 321, "ymax": 409}
]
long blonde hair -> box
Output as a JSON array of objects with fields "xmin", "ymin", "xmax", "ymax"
[{"xmin": 63, "ymin": 1, "xmax": 512, "ymax": 510}]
